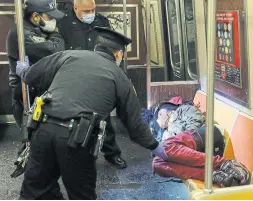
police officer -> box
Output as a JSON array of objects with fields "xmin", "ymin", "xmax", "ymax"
[
  {"xmin": 6, "ymin": 0, "xmax": 65, "ymax": 129},
  {"xmin": 58, "ymin": 0, "xmax": 127, "ymax": 169},
  {"xmin": 16, "ymin": 27, "xmax": 167, "ymax": 200},
  {"xmin": 58, "ymin": 0, "xmax": 110, "ymax": 51},
  {"xmin": 6, "ymin": 0, "xmax": 65, "ymax": 199}
]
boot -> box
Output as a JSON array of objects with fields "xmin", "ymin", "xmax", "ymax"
[
  {"xmin": 213, "ymin": 170, "xmax": 234, "ymax": 187},
  {"xmin": 105, "ymin": 155, "xmax": 127, "ymax": 169},
  {"xmin": 220, "ymin": 160, "xmax": 251, "ymax": 185}
]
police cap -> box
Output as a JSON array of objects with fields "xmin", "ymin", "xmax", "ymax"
[
  {"xmin": 94, "ymin": 27, "xmax": 132, "ymax": 47},
  {"xmin": 25, "ymin": 0, "xmax": 65, "ymax": 20}
]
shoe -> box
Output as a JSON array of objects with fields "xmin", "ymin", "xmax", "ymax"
[
  {"xmin": 213, "ymin": 170, "xmax": 234, "ymax": 187},
  {"xmin": 105, "ymin": 155, "xmax": 127, "ymax": 169},
  {"xmin": 220, "ymin": 160, "xmax": 251, "ymax": 185}
]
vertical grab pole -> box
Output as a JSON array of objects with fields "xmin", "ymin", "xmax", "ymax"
[
  {"xmin": 204, "ymin": 0, "xmax": 217, "ymax": 193},
  {"xmin": 123, "ymin": 0, "xmax": 128, "ymax": 73},
  {"xmin": 15, "ymin": 0, "xmax": 30, "ymax": 137},
  {"xmin": 146, "ymin": 0, "xmax": 151, "ymax": 109}
]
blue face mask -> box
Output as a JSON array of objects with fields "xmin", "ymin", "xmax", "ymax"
[{"xmin": 82, "ymin": 13, "xmax": 95, "ymax": 24}]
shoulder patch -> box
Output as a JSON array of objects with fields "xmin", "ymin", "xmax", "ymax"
[{"xmin": 29, "ymin": 35, "xmax": 47, "ymax": 43}]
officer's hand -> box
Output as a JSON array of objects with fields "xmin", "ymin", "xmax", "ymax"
[
  {"xmin": 151, "ymin": 143, "xmax": 168, "ymax": 161},
  {"xmin": 16, "ymin": 56, "xmax": 30, "ymax": 77},
  {"xmin": 18, "ymin": 141, "xmax": 30, "ymax": 157},
  {"xmin": 17, "ymin": 142, "xmax": 26, "ymax": 157}
]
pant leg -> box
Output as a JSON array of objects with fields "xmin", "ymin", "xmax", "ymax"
[
  {"xmin": 152, "ymin": 156, "xmax": 205, "ymax": 180},
  {"xmin": 54, "ymin": 124, "xmax": 97, "ymax": 200},
  {"xmin": 101, "ymin": 116, "xmax": 121, "ymax": 158},
  {"xmin": 162, "ymin": 132, "xmax": 225, "ymax": 168},
  {"xmin": 19, "ymin": 123, "xmax": 63, "ymax": 200}
]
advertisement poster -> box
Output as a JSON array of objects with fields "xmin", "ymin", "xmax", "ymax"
[{"xmin": 215, "ymin": 11, "xmax": 242, "ymax": 88}]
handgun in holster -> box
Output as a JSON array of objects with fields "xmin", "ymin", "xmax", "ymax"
[
  {"xmin": 67, "ymin": 112, "xmax": 99, "ymax": 149},
  {"xmin": 92, "ymin": 120, "xmax": 107, "ymax": 159},
  {"xmin": 27, "ymin": 91, "xmax": 52, "ymax": 133}
]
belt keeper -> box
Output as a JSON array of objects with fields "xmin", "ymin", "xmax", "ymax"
[
  {"xmin": 68, "ymin": 119, "xmax": 75, "ymax": 131},
  {"xmin": 42, "ymin": 114, "xmax": 48, "ymax": 122}
]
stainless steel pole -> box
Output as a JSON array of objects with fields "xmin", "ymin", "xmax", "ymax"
[
  {"xmin": 15, "ymin": 0, "xmax": 25, "ymax": 62},
  {"xmin": 15, "ymin": 0, "xmax": 30, "ymax": 136},
  {"xmin": 123, "ymin": 0, "xmax": 128, "ymax": 73},
  {"xmin": 146, "ymin": 0, "xmax": 151, "ymax": 109},
  {"xmin": 204, "ymin": 0, "xmax": 217, "ymax": 193}
]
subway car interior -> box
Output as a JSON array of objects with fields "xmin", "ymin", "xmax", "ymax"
[{"xmin": 0, "ymin": 0, "xmax": 253, "ymax": 199}]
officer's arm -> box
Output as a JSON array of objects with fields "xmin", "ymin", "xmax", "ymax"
[
  {"xmin": 115, "ymin": 75, "xmax": 159, "ymax": 150},
  {"xmin": 20, "ymin": 52, "xmax": 65, "ymax": 91},
  {"xmin": 25, "ymin": 31, "xmax": 65, "ymax": 62},
  {"xmin": 6, "ymin": 27, "xmax": 20, "ymax": 88}
]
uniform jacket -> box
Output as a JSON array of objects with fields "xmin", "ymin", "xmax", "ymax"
[
  {"xmin": 19, "ymin": 49, "xmax": 159, "ymax": 150},
  {"xmin": 6, "ymin": 19, "xmax": 65, "ymax": 101},
  {"xmin": 58, "ymin": 8, "xmax": 111, "ymax": 50}
]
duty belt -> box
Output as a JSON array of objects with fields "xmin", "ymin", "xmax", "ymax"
[{"xmin": 41, "ymin": 115, "xmax": 76, "ymax": 131}]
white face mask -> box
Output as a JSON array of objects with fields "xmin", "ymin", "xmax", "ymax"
[
  {"xmin": 39, "ymin": 18, "xmax": 56, "ymax": 32},
  {"xmin": 82, "ymin": 13, "xmax": 95, "ymax": 24},
  {"xmin": 116, "ymin": 60, "xmax": 122, "ymax": 67}
]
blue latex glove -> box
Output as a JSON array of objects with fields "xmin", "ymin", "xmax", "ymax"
[
  {"xmin": 16, "ymin": 56, "xmax": 30, "ymax": 77},
  {"xmin": 151, "ymin": 143, "xmax": 168, "ymax": 161}
]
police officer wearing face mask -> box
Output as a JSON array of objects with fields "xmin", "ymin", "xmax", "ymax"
[
  {"xmin": 6, "ymin": 0, "xmax": 65, "ymax": 130},
  {"xmin": 16, "ymin": 27, "xmax": 167, "ymax": 200},
  {"xmin": 6, "ymin": 2, "xmax": 66, "ymax": 197},
  {"xmin": 58, "ymin": 0, "xmax": 110, "ymax": 51},
  {"xmin": 58, "ymin": 0, "xmax": 128, "ymax": 169}
]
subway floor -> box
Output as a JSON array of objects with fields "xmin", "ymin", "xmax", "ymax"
[{"xmin": 0, "ymin": 118, "xmax": 189, "ymax": 200}]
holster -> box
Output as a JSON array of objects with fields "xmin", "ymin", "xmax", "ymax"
[
  {"xmin": 67, "ymin": 112, "xmax": 99, "ymax": 149},
  {"xmin": 27, "ymin": 105, "xmax": 39, "ymax": 130},
  {"xmin": 91, "ymin": 120, "xmax": 107, "ymax": 159}
]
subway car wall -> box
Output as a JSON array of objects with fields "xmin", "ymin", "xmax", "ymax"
[
  {"xmin": 56, "ymin": 0, "xmax": 200, "ymax": 105},
  {"xmin": 0, "ymin": 0, "xmax": 172, "ymax": 116},
  {"xmin": 0, "ymin": 2, "xmax": 15, "ymax": 115}
]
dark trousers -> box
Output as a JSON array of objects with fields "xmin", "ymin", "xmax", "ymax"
[
  {"xmin": 101, "ymin": 116, "xmax": 121, "ymax": 158},
  {"xmin": 19, "ymin": 122, "xmax": 97, "ymax": 200}
]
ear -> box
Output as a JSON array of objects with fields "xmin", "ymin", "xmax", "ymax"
[
  {"xmin": 114, "ymin": 51, "xmax": 121, "ymax": 60},
  {"xmin": 32, "ymin": 12, "xmax": 41, "ymax": 23}
]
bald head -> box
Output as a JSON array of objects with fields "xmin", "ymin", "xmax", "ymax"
[
  {"xmin": 73, "ymin": 0, "xmax": 96, "ymax": 22},
  {"xmin": 74, "ymin": 0, "xmax": 95, "ymax": 6}
]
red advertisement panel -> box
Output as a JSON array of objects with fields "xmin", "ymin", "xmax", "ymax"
[{"xmin": 215, "ymin": 11, "xmax": 241, "ymax": 88}]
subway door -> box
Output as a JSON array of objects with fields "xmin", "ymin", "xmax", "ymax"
[
  {"xmin": 164, "ymin": 0, "xmax": 186, "ymax": 81},
  {"xmin": 164, "ymin": 0, "xmax": 198, "ymax": 81},
  {"xmin": 179, "ymin": 0, "xmax": 198, "ymax": 80}
]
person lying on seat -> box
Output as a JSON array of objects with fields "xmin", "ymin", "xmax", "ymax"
[{"xmin": 152, "ymin": 125, "xmax": 251, "ymax": 187}]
